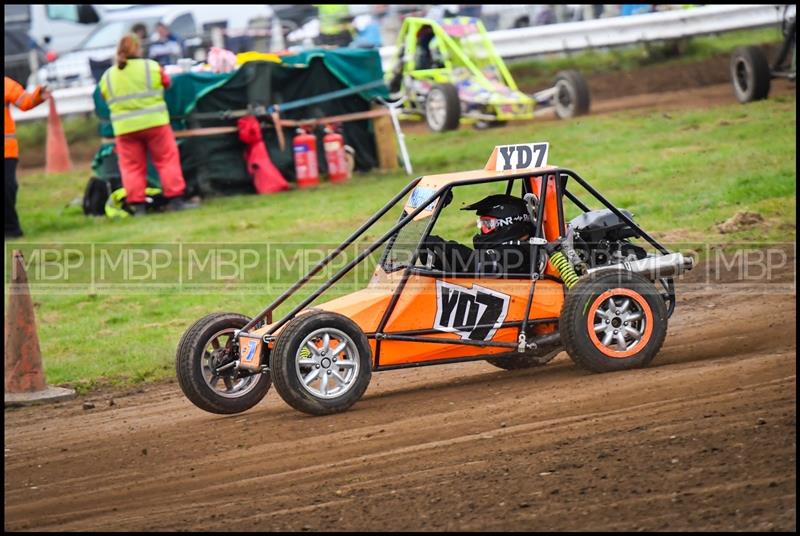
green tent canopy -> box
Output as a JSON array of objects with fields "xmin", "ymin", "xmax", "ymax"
[
  {"xmin": 280, "ymin": 47, "xmax": 389, "ymax": 100},
  {"xmin": 92, "ymin": 48, "xmax": 389, "ymax": 197}
]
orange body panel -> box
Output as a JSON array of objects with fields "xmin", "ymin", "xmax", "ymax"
[
  {"xmin": 253, "ymin": 267, "xmax": 564, "ymax": 367},
  {"xmin": 314, "ymin": 284, "xmax": 394, "ymax": 332},
  {"xmin": 250, "ymin": 273, "xmax": 397, "ymax": 350},
  {"xmin": 377, "ymin": 273, "xmax": 564, "ymax": 365}
]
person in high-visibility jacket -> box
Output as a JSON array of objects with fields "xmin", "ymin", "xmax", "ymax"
[
  {"xmin": 99, "ymin": 33, "xmax": 198, "ymax": 215},
  {"xmin": 315, "ymin": 5, "xmax": 353, "ymax": 47},
  {"xmin": 5, "ymin": 76, "xmax": 50, "ymax": 238}
]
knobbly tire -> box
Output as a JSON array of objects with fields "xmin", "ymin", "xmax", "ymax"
[
  {"xmin": 176, "ymin": 312, "xmax": 272, "ymax": 414},
  {"xmin": 270, "ymin": 311, "xmax": 372, "ymax": 416},
  {"xmin": 560, "ymin": 271, "xmax": 668, "ymax": 373},
  {"xmin": 485, "ymin": 347, "xmax": 562, "ymax": 370},
  {"xmin": 553, "ymin": 69, "xmax": 591, "ymax": 119},
  {"xmin": 730, "ymin": 45, "xmax": 771, "ymax": 103}
]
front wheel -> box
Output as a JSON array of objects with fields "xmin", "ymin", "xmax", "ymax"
[
  {"xmin": 560, "ymin": 272, "xmax": 668, "ymax": 373},
  {"xmin": 176, "ymin": 312, "xmax": 272, "ymax": 414},
  {"xmin": 553, "ymin": 70, "xmax": 591, "ymax": 119},
  {"xmin": 730, "ymin": 45, "xmax": 771, "ymax": 103},
  {"xmin": 270, "ymin": 311, "xmax": 372, "ymax": 416}
]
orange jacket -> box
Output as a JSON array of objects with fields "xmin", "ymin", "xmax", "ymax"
[{"xmin": 4, "ymin": 76, "xmax": 46, "ymax": 159}]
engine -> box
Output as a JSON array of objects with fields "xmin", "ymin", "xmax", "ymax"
[{"xmin": 567, "ymin": 208, "xmax": 648, "ymax": 273}]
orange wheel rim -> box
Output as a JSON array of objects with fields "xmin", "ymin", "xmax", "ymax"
[{"xmin": 587, "ymin": 288, "xmax": 653, "ymax": 358}]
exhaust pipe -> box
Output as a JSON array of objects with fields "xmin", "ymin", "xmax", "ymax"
[
  {"xmin": 530, "ymin": 330, "xmax": 561, "ymax": 348},
  {"xmin": 586, "ymin": 252, "xmax": 694, "ymax": 280}
]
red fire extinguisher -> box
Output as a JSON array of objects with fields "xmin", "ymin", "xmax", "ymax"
[
  {"xmin": 293, "ymin": 127, "xmax": 319, "ymax": 188},
  {"xmin": 323, "ymin": 123, "xmax": 349, "ymax": 183}
]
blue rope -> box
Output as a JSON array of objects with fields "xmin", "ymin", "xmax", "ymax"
[{"xmin": 266, "ymin": 79, "xmax": 388, "ymax": 114}]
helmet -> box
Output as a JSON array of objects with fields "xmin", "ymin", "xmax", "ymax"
[{"xmin": 462, "ymin": 194, "xmax": 533, "ymax": 248}]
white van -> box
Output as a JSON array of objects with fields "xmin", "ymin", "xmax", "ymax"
[
  {"xmin": 35, "ymin": 4, "xmax": 276, "ymax": 88},
  {"xmin": 5, "ymin": 4, "xmax": 113, "ymax": 55}
]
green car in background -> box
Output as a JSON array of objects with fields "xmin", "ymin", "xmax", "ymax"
[{"xmin": 386, "ymin": 16, "xmax": 591, "ymax": 132}]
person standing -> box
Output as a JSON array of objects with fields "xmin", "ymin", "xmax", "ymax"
[
  {"xmin": 148, "ymin": 22, "xmax": 183, "ymax": 66},
  {"xmin": 4, "ymin": 76, "xmax": 49, "ymax": 238},
  {"xmin": 99, "ymin": 33, "xmax": 197, "ymax": 215},
  {"xmin": 130, "ymin": 22, "xmax": 150, "ymax": 57},
  {"xmin": 315, "ymin": 5, "xmax": 352, "ymax": 47},
  {"xmin": 349, "ymin": 14, "xmax": 383, "ymax": 49}
]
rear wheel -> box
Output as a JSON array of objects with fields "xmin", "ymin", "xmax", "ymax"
[
  {"xmin": 270, "ymin": 311, "xmax": 372, "ymax": 416},
  {"xmin": 176, "ymin": 312, "xmax": 271, "ymax": 414},
  {"xmin": 425, "ymin": 83, "xmax": 461, "ymax": 132},
  {"xmin": 560, "ymin": 272, "xmax": 667, "ymax": 373},
  {"xmin": 730, "ymin": 45, "xmax": 771, "ymax": 103},
  {"xmin": 553, "ymin": 70, "xmax": 591, "ymax": 119}
]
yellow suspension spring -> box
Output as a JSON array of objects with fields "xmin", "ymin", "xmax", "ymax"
[{"xmin": 551, "ymin": 251, "xmax": 579, "ymax": 289}]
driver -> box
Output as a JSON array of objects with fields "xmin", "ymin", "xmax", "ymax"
[{"xmin": 423, "ymin": 194, "xmax": 535, "ymax": 275}]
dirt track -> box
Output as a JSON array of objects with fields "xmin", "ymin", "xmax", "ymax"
[
  {"xmin": 5, "ymin": 56, "xmax": 797, "ymax": 530},
  {"xmin": 4, "ymin": 246, "xmax": 796, "ymax": 531},
  {"xmin": 398, "ymin": 79, "xmax": 796, "ymax": 139}
]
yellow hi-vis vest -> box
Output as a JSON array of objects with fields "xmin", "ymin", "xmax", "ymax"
[
  {"xmin": 99, "ymin": 58, "xmax": 169, "ymax": 136},
  {"xmin": 316, "ymin": 4, "xmax": 350, "ymax": 35}
]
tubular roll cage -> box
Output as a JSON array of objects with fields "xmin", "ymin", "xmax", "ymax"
[{"xmin": 238, "ymin": 168, "xmax": 676, "ymax": 371}]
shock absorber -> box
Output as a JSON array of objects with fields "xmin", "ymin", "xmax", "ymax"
[{"xmin": 550, "ymin": 250, "xmax": 580, "ymax": 289}]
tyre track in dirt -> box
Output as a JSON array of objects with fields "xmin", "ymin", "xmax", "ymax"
[{"xmin": 4, "ymin": 358, "xmax": 795, "ymax": 531}]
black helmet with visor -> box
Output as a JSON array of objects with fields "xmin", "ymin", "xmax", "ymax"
[{"xmin": 462, "ymin": 194, "xmax": 534, "ymax": 249}]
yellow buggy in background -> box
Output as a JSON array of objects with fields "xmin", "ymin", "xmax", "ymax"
[{"xmin": 386, "ymin": 17, "xmax": 591, "ymax": 132}]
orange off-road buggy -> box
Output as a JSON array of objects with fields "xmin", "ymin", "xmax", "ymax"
[{"xmin": 177, "ymin": 143, "xmax": 694, "ymax": 416}]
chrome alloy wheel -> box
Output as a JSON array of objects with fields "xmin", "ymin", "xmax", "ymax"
[
  {"xmin": 555, "ymin": 79, "xmax": 576, "ymax": 117},
  {"xmin": 592, "ymin": 295, "xmax": 648, "ymax": 354},
  {"xmin": 295, "ymin": 328, "xmax": 360, "ymax": 399},
  {"xmin": 425, "ymin": 89, "xmax": 447, "ymax": 131}
]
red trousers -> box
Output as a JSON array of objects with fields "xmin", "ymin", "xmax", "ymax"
[{"xmin": 116, "ymin": 124, "xmax": 186, "ymax": 203}]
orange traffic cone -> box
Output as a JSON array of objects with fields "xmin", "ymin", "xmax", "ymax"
[
  {"xmin": 45, "ymin": 97, "xmax": 73, "ymax": 174},
  {"xmin": 5, "ymin": 250, "xmax": 75, "ymax": 406}
]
